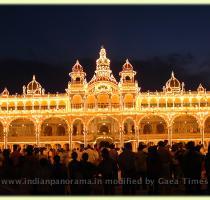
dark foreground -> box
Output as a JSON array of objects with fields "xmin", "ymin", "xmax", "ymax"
[{"xmin": 0, "ymin": 140, "xmax": 210, "ymax": 195}]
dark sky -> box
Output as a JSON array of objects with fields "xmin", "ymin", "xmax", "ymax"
[{"xmin": 0, "ymin": 5, "xmax": 210, "ymax": 94}]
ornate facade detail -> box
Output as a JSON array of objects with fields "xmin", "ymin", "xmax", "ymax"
[
  {"xmin": 24, "ymin": 75, "xmax": 44, "ymax": 96},
  {"xmin": 0, "ymin": 47, "xmax": 209, "ymax": 150}
]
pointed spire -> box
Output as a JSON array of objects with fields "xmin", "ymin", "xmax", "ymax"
[
  {"xmin": 171, "ymin": 71, "xmax": 175, "ymax": 78},
  {"xmin": 32, "ymin": 75, "xmax": 36, "ymax": 81},
  {"xmin": 122, "ymin": 58, "xmax": 133, "ymax": 71},
  {"xmin": 99, "ymin": 46, "xmax": 106, "ymax": 59},
  {"xmin": 76, "ymin": 59, "xmax": 80, "ymax": 65}
]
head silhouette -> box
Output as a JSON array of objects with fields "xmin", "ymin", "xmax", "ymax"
[
  {"xmin": 71, "ymin": 151, "xmax": 78, "ymax": 160},
  {"xmin": 82, "ymin": 152, "xmax": 89, "ymax": 162}
]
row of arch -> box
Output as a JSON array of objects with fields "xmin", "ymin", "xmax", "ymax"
[
  {"xmin": 0, "ymin": 114, "xmax": 209, "ymax": 139},
  {"xmin": 1, "ymin": 94, "xmax": 210, "ymax": 111},
  {"xmin": 0, "ymin": 100, "xmax": 66, "ymax": 111},
  {"xmin": 139, "ymin": 97, "xmax": 210, "ymax": 108}
]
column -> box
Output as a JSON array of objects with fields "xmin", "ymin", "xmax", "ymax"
[
  {"xmin": 36, "ymin": 125, "xmax": 40, "ymax": 147},
  {"xmin": 83, "ymin": 127, "xmax": 87, "ymax": 148},
  {"xmin": 3, "ymin": 127, "xmax": 8, "ymax": 149},
  {"xmin": 69, "ymin": 126, "xmax": 72, "ymax": 151},
  {"xmin": 200, "ymin": 124, "xmax": 204, "ymax": 145},
  {"xmin": 135, "ymin": 125, "xmax": 139, "ymax": 152},
  {"xmin": 167, "ymin": 125, "xmax": 172, "ymax": 145},
  {"xmin": 119, "ymin": 125, "xmax": 124, "ymax": 150}
]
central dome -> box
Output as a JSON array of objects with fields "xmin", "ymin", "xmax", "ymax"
[{"xmin": 26, "ymin": 75, "xmax": 43, "ymax": 95}]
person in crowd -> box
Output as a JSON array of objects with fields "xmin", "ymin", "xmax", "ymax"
[
  {"xmin": 182, "ymin": 141, "xmax": 203, "ymax": 194},
  {"xmin": 51, "ymin": 155, "xmax": 68, "ymax": 195},
  {"xmin": 80, "ymin": 152, "xmax": 96, "ymax": 195},
  {"xmin": 68, "ymin": 151, "xmax": 82, "ymax": 195},
  {"xmin": 205, "ymin": 144, "xmax": 210, "ymax": 194},
  {"xmin": 118, "ymin": 142, "xmax": 137, "ymax": 195},
  {"xmin": 84, "ymin": 144, "xmax": 99, "ymax": 165},
  {"xmin": 97, "ymin": 148, "xmax": 118, "ymax": 195},
  {"xmin": 147, "ymin": 145, "xmax": 161, "ymax": 194},
  {"xmin": 135, "ymin": 143, "xmax": 147, "ymax": 190},
  {"xmin": 109, "ymin": 143, "xmax": 118, "ymax": 162}
]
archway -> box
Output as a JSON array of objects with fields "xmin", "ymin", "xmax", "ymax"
[
  {"xmin": 72, "ymin": 119, "xmax": 84, "ymax": 136},
  {"xmin": 172, "ymin": 115, "xmax": 200, "ymax": 142},
  {"xmin": 97, "ymin": 93, "xmax": 109, "ymax": 108},
  {"xmin": 204, "ymin": 116, "xmax": 210, "ymax": 145},
  {"xmin": 88, "ymin": 116, "xmax": 119, "ymax": 143},
  {"xmin": 0, "ymin": 122, "xmax": 4, "ymax": 149},
  {"xmin": 8, "ymin": 118, "xmax": 35, "ymax": 144},
  {"xmin": 139, "ymin": 115, "xmax": 168, "ymax": 142},
  {"xmin": 124, "ymin": 94, "xmax": 134, "ymax": 108},
  {"xmin": 40, "ymin": 117, "xmax": 69, "ymax": 145},
  {"xmin": 123, "ymin": 118, "xmax": 135, "ymax": 135}
]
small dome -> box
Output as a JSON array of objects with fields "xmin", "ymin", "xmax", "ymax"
[
  {"xmin": 72, "ymin": 60, "xmax": 83, "ymax": 72},
  {"xmin": 122, "ymin": 59, "xmax": 133, "ymax": 71},
  {"xmin": 165, "ymin": 71, "xmax": 181, "ymax": 93},
  {"xmin": 197, "ymin": 83, "xmax": 205, "ymax": 93},
  {"xmin": 27, "ymin": 75, "xmax": 42, "ymax": 95},
  {"xmin": 96, "ymin": 46, "xmax": 110, "ymax": 68},
  {"xmin": 1, "ymin": 87, "xmax": 9, "ymax": 96}
]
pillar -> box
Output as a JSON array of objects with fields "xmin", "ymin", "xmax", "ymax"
[
  {"xmin": 200, "ymin": 124, "xmax": 205, "ymax": 145},
  {"xmin": 36, "ymin": 126, "xmax": 40, "ymax": 147},
  {"xmin": 135, "ymin": 125, "xmax": 139, "ymax": 152},
  {"xmin": 69, "ymin": 127, "xmax": 72, "ymax": 151},
  {"xmin": 168, "ymin": 125, "xmax": 172, "ymax": 145},
  {"xmin": 3, "ymin": 127, "xmax": 8, "ymax": 149},
  {"xmin": 83, "ymin": 127, "xmax": 87, "ymax": 148},
  {"xmin": 119, "ymin": 125, "xmax": 124, "ymax": 150}
]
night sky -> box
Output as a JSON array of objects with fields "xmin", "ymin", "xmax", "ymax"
[{"xmin": 0, "ymin": 5, "xmax": 210, "ymax": 94}]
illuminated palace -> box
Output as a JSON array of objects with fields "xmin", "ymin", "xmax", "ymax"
[{"xmin": 1, "ymin": 47, "xmax": 210, "ymax": 150}]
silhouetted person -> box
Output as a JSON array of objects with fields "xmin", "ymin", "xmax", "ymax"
[
  {"xmin": 11, "ymin": 144, "xmax": 22, "ymax": 167},
  {"xmin": 109, "ymin": 144, "xmax": 118, "ymax": 162},
  {"xmin": 68, "ymin": 151, "xmax": 82, "ymax": 195},
  {"xmin": 51, "ymin": 155, "xmax": 68, "ymax": 194},
  {"xmin": 147, "ymin": 145, "xmax": 161, "ymax": 194},
  {"xmin": 182, "ymin": 141, "xmax": 202, "ymax": 194},
  {"xmin": 98, "ymin": 148, "xmax": 118, "ymax": 195},
  {"xmin": 135, "ymin": 143, "xmax": 147, "ymax": 190},
  {"xmin": 118, "ymin": 142, "xmax": 137, "ymax": 195},
  {"xmin": 205, "ymin": 144, "xmax": 210, "ymax": 194},
  {"xmin": 80, "ymin": 152, "xmax": 96, "ymax": 195}
]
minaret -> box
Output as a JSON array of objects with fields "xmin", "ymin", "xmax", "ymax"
[
  {"xmin": 119, "ymin": 59, "xmax": 137, "ymax": 85},
  {"xmin": 95, "ymin": 46, "xmax": 111, "ymax": 78},
  {"xmin": 89, "ymin": 46, "xmax": 117, "ymax": 85},
  {"xmin": 69, "ymin": 60, "xmax": 86, "ymax": 85}
]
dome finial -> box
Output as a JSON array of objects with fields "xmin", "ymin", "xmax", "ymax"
[
  {"xmin": 33, "ymin": 75, "xmax": 36, "ymax": 80},
  {"xmin": 171, "ymin": 71, "xmax": 175, "ymax": 78},
  {"xmin": 99, "ymin": 46, "xmax": 106, "ymax": 59}
]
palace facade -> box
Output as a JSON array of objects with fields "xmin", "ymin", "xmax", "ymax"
[{"xmin": 0, "ymin": 47, "xmax": 210, "ymax": 150}]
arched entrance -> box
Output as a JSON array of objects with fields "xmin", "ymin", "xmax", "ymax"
[
  {"xmin": 40, "ymin": 117, "xmax": 69, "ymax": 147},
  {"xmin": 172, "ymin": 115, "xmax": 200, "ymax": 143},
  {"xmin": 139, "ymin": 115, "xmax": 168, "ymax": 143},
  {"xmin": 204, "ymin": 116, "xmax": 210, "ymax": 145},
  {"xmin": 88, "ymin": 116, "xmax": 119, "ymax": 145},
  {"xmin": 0, "ymin": 122, "xmax": 4, "ymax": 150},
  {"xmin": 8, "ymin": 118, "xmax": 36, "ymax": 148}
]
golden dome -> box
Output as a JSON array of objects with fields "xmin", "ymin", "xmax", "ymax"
[
  {"xmin": 165, "ymin": 71, "xmax": 181, "ymax": 93},
  {"xmin": 197, "ymin": 83, "xmax": 205, "ymax": 93},
  {"xmin": 27, "ymin": 75, "xmax": 42, "ymax": 95},
  {"xmin": 72, "ymin": 60, "xmax": 83, "ymax": 72},
  {"xmin": 1, "ymin": 87, "xmax": 9, "ymax": 96},
  {"xmin": 122, "ymin": 59, "xmax": 133, "ymax": 71}
]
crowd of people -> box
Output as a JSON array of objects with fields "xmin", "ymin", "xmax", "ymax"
[{"xmin": 0, "ymin": 140, "xmax": 210, "ymax": 195}]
